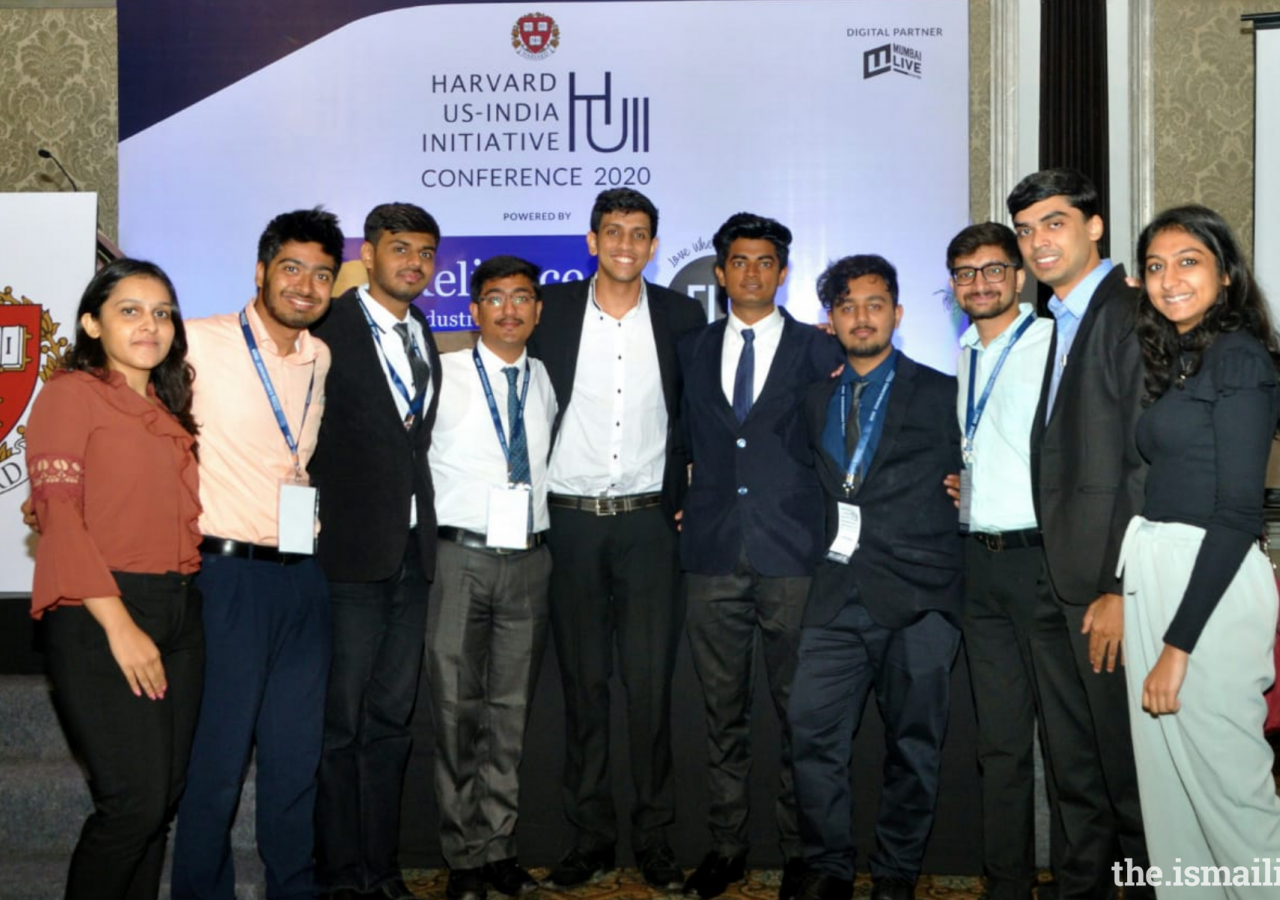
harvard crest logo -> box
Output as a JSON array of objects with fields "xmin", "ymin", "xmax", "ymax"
[
  {"xmin": 0, "ymin": 285, "xmax": 68, "ymax": 494},
  {"xmin": 512, "ymin": 12, "xmax": 560, "ymax": 60}
]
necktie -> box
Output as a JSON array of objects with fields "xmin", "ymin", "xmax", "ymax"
[
  {"xmin": 503, "ymin": 366, "xmax": 532, "ymax": 486},
  {"xmin": 393, "ymin": 322, "xmax": 430, "ymax": 394},
  {"xmin": 732, "ymin": 328, "xmax": 755, "ymax": 424},
  {"xmin": 844, "ymin": 380, "xmax": 868, "ymax": 466}
]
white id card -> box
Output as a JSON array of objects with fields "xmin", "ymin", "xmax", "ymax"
[
  {"xmin": 958, "ymin": 466, "xmax": 973, "ymax": 530},
  {"xmin": 825, "ymin": 502, "xmax": 862, "ymax": 564},
  {"xmin": 278, "ymin": 482, "xmax": 319, "ymax": 554},
  {"xmin": 486, "ymin": 485, "xmax": 532, "ymax": 549}
]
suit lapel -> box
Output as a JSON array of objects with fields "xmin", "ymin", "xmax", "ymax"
[
  {"xmin": 699, "ymin": 320, "xmax": 739, "ymax": 432},
  {"xmin": 859, "ymin": 354, "xmax": 914, "ymax": 490},
  {"xmin": 807, "ymin": 377, "xmax": 845, "ymax": 489},
  {"xmin": 645, "ymin": 283, "xmax": 681, "ymax": 417},
  {"xmin": 749, "ymin": 309, "xmax": 796, "ymax": 415}
]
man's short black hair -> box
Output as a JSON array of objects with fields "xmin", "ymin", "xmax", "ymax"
[
  {"xmin": 1006, "ymin": 167, "xmax": 1101, "ymax": 221},
  {"xmin": 816, "ymin": 254, "xmax": 899, "ymax": 309},
  {"xmin": 589, "ymin": 188, "xmax": 659, "ymax": 237},
  {"xmin": 712, "ymin": 212, "xmax": 792, "ymax": 270},
  {"xmin": 363, "ymin": 202, "xmax": 441, "ymax": 245},
  {"xmin": 257, "ymin": 207, "xmax": 344, "ymax": 270},
  {"xmin": 945, "ymin": 222, "xmax": 1022, "ymax": 270},
  {"xmin": 469, "ymin": 255, "xmax": 542, "ymax": 301}
]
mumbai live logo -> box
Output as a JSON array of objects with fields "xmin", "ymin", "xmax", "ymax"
[{"xmin": 512, "ymin": 12, "xmax": 560, "ymax": 61}]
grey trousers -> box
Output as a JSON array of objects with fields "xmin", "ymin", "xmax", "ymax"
[
  {"xmin": 426, "ymin": 540, "xmax": 552, "ymax": 869},
  {"xmin": 1119, "ymin": 517, "xmax": 1280, "ymax": 899}
]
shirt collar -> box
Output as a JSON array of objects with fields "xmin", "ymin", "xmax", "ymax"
[
  {"xmin": 475, "ymin": 338, "xmax": 528, "ymax": 374},
  {"xmin": 357, "ymin": 284, "xmax": 413, "ymax": 333},
  {"xmin": 727, "ymin": 305, "xmax": 783, "ymax": 339},
  {"xmin": 842, "ymin": 348, "xmax": 898, "ymax": 385},
  {"xmin": 1048, "ymin": 258, "xmax": 1114, "ymax": 322},
  {"xmin": 243, "ymin": 300, "xmax": 319, "ymax": 363},
  {"xmin": 960, "ymin": 303, "xmax": 1037, "ymax": 351},
  {"xmin": 588, "ymin": 275, "xmax": 647, "ymax": 319}
]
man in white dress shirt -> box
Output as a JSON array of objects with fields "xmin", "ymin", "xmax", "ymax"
[
  {"xmin": 425, "ymin": 255, "xmax": 557, "ymax": 900},
  {"xmin": 946, "ymin": 222, "xmax": 1055, "ymax": 900}
]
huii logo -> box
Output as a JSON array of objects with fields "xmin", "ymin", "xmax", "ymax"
[{"xmin": 0, "ymin": 285, "xmax": 68, "ymax": 494}]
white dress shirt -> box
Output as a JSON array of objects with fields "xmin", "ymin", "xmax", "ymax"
[
  {"xmin": 547, "ymin": 277, "xmax": 666, "ymax": 496},
  {"xmin": 955, "ymin": 303, "xmax": 1053, "ymax": 532},
  {"xmin": 430, "ymin": 342, "xmax": 557, "ymax": 533},
  {"xmin": 720, "ymin": 306, "xmax": 784, "ymax": 406},
  {"xmin": 358, "ymin": 285, "xmax": 434, "ymax": 527}
]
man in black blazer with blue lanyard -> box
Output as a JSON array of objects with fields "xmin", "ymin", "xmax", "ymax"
[
  {"xmin": 678, "ymin": 213, "xmax": 844, "ymax": 900},
  {"xmin": 528, "ymin": 189, "xmax": 704, "ymax": 891},
  {"xmin": 309, "ymin": 203, "xmax": 443, "ymax": 900},
  {"xmin": 788, "ymin": 255, "xmax": 962, "ymax": 900}
]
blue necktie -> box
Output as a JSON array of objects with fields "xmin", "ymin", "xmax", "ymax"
[
  {"xmin": 503, "ymin": 366, "xmax": 531, "ymax": 485},
  {"xmin": 732, "ymin": 328, "xmax": 755, "ymax": 424}
]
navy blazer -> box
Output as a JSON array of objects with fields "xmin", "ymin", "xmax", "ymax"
[
  {"xmin": 528, "ymin": 278, "xmax": 705, "ymax": 521},
  {"xmin": 1030, "ymin": 265, "xmax": 1146, "ymax": 605},
  {"xmin": 309, "ymin": 288, "xmax": 442, "ymax": 583},
  {"xmin": 803, "ymin": 353, "xmax": 964, "ymax": 630},
  {"xmin": 678, "ymin": 309, "xmax": 845, "ymax": 577}
]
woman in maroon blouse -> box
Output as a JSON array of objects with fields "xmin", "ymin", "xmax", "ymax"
[{"xmin": 25, "ymin": 258, "xmax": 202, "ymax": 900}]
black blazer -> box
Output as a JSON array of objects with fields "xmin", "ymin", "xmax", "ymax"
[
  {"xmin": 803, "ymin": 354, "xmax": 964, "ymax": 630},
  {"xmin": 1030, "ymin": 265, "xmax": 1146, "ymax": 606},
  {"xmin": 527, "ymin": 278, "xmax": 705, "ymax": 521},
  {"xmin": 677, "ymin": 309, "xmax": 845, "ymax": 577},
  {"xmin": 308, "ymin": 288, "xmax": 442, "ymax": 582}
]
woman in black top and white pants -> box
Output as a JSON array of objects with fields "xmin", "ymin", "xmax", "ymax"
[{"xmin": 1119, "ymin": 204, "xmax": 1280, "ymax": 894}]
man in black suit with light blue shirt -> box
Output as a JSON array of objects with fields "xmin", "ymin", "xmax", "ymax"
[
  {"xmin": 788, "ymin": 255, "xmax": 963, "ymax": 900},
  {"xmin": 678, "ymin": 212, "xmax": 844, "ymax": 900}
]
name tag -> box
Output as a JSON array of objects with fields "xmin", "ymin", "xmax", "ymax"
[
  {"xmin": 825, "ymin": 502, "xmax": 862, "ymax": 564},
  {"xmin": 486, "ymin": 484, "xmax": 532, "ymax": 549},
  {"xmin": 278, "ymin": 481, "xmax": 319, "ymax": 554},
  {"xmin": 958, "ymin": 466, "xmax": 973, "ymax": 531}
]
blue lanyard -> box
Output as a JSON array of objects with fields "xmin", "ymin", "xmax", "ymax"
[
  {"xmin": 840, "ymin": 368, "xmax": 895, "ymax": 492},
  {"xmin": 472, "ymin": 348, "xmax": 530, "ymax": 478},
  {"xmin": 964, "ymin": 313, "xmax": 1036, "ymax": 462},
  {"xmin": 356, "ymin": 296, "xmax": 427, "ymax": 427},
  {"xmin": 239, "ymin": 310, "xmax": 314, "ymax": 480}
]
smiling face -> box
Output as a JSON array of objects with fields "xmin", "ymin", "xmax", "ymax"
[
  {"xmin": 1012, "ymin": 195, "xmax": 1103, "ymax": 298},
  {"xmin": 361, "ymin": 230, "xmax": 437, "ymax": 311},
  {"xmin": 587, "ymin": 211, "xmax": 657, "ymax": 288},
  {"xmin": 81, "ymin": 274, "xmax": 176, "ymax": 393},
  {"xmin": 950, "ymin": 244, "xmax": 1025, "ymax": 325},
  {"xmin": 828, "ymin": 274, "xmax": 902, "ymax": 369},
  {"xmin": 470, "ymin": 273, "xmax": 542, "ymax": 363},
  {"xmin": 253, "ymin": 239, "xmax": 336, "ymax": 347},
  {"xmin": 1143, "ymin": 227, "xmax": 1229, "ymax": 334},
  {"xmin": 715, "ymin": 237, "xmax": 788, "ymax": 323}
]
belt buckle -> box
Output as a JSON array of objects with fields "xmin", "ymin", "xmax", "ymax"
[
  {"xmin": 597, "ymin": 496, "xmax": 620, "ymax": 516},
  {"xmin": 979, "ymin": 532, "xmax": 1004, "ymax": 552}
]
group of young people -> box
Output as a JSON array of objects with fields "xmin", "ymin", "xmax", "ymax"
[{"xmin": 22, "ymin": 171, "xmax": 1280, "ymax": 900}]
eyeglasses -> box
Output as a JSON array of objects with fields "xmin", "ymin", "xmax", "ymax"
[
  {"xmin": 950, "ymin": 263, "xmax": 1019, "ymax": 285},
  {"xmin": 476, "ymin": 291, "xmax": 536, "ymax": 308}
]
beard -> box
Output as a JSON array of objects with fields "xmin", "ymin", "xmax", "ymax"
[
  {"xmin": 958, "ymin": 289, "xmax": 1017, "ymax": 321},
  {"xmin": 260, "ymin": 287, "xmax": 325, "ymax": 330},
  {"xmin": 373, "ymin": 268, "xmax": 425, "ymax": 306},
  {"xmin": 844, "ymin": 333, "xmax": 892, "ymax": 358}
]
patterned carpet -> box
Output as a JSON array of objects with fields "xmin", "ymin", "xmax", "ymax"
[{"xmin": 400, "ymin": 868, "xmax": 999, "ymax": 899}]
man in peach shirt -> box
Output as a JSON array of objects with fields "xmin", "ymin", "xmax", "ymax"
[{"xmin": 171, "ymin": 208, "xmax": 344, "ymax": 900}]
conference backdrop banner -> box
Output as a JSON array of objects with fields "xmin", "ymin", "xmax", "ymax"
[
  {"xmin": 119, "ymin": 0, "xmax": 969, "ymax": 370},
  {"xmin": 0, "ymin": 193, "xmax": 98, "ymax": 592}
]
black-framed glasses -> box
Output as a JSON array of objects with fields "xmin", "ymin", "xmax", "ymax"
[{"xmin": 950, "ymin": 263, "xmax": 1019, "ymax": 285}]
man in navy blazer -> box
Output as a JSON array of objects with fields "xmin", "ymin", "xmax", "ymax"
[
  {"xmin": 788, "ymin": 255, "xmax": 962, "ymax": 900},
  {"xmin": 678, "ymin": 213, "xmax": 844, "ymax": 900}
]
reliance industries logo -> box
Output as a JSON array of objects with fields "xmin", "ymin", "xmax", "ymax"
[
  {"xmin": 863, "ymin": 43, "xmax": 923, "ymax": 79},
  {"xmin": 512, "ymin": 12, "xmax": 560, "ymax": 60}
]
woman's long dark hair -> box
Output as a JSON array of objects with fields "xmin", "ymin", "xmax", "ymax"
[
  {"xmin": 65, "ymin": 258, "xmax": 198, "ymax": 436},
  {"xmin": 1135, "ymin": 205, "xmax": 1280, "ymax": 421}
]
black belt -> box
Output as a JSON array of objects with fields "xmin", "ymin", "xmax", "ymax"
[
  {"xmin": 199, "ymin": 536, "xmax": 310, "ymax": 565},
  {"xmin": 547, "ymin": 492, "xmax": 662, "ymax": 515},
  {"xmin": 970, "ymin": 528, "xmax": 1043, "ymax": 552},
  {"xmin": 438, "ymin": 526, "xmax": 545, "ymax": 555}
]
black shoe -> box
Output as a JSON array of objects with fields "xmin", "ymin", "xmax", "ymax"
[
  {"xmin": 869, "ymin": 876, "xmax": 916, "ymax": 900},
  {"xmin": 778, "ymin": 859, "xmax": 807, "ymax": 900},
  {"xmin": 636, "ymin": 842, "xmax": 684, "ymax": 890},
  {"xmin": 483, "ymin": 858, "xmax": 539, "ymax": 896},
  {"xmin": 795, "ymin": 873, "xmax": 853, "ymax": 900},
  {"xmin": 370, "ymin": 878, "xmax": 418, "ymax": 900},
  {"xmin": 547, "ymin": 845, "xmax": 616, "ymax": 888},
  {"xmin": 682, "ymin": 851, "xmax": 747, "ymax": 899},
  {"xmin": 447, "ymin": 868, "xmax": 488, "ymax": 900}
]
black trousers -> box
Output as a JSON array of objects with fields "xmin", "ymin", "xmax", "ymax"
[
  {"xmin": 1030, "ymin": 566, "xmax": 1151, "ymax": 900},
  {"xmin": 316, "ymin": 535, "xmax": 430, "ymax": 892},
  {"xmin": 44, "ymin": 571, "xmax": 204, "ymax": 900},
  {"xmin": 546, "ymin": 505, "xmax": 682, "ymax": 854}
]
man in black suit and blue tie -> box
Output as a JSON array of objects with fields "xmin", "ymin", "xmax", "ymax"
[
  {"xmin": 678, "ymin": 213, "xmax": 844, "ymax": 900},
  {"xmin": 789, "ymin": 255, "xmax": 963, "ymax": 900}
]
